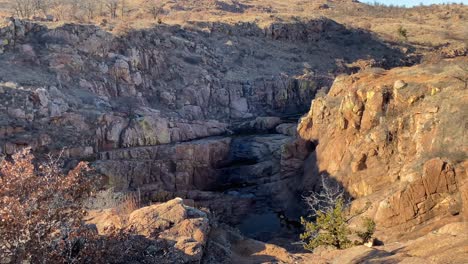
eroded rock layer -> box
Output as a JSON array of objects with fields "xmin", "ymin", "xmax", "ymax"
[
  {"xmin": 298, "ymin": 58, "xmax": 468, "ymax": 241},
  {"xmin": 0, "ymin": 17, "xmax": 405, "ymax": 155}
]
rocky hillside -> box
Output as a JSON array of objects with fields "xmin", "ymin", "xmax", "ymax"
[{"xmin": 0, "ymin": 18, "xmax": 406, "ymax": 153}]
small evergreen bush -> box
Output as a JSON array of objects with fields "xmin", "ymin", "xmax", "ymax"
[
  {"xmin": 300, "ymin": 176, "xmax": 377, "ymax": 251},
  {"xmin": 357, "ymin": 217, "xmax": 376, "ymax": 244},
  {"xmin": 300, "ymin": 198, "xmax": 352, "ymax": 251}
]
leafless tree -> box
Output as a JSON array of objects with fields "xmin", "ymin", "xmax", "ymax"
[
  {"xmin": 13, "ymin": 0, "xmax": 36, "ymax": 18},
  {"xmin": 34, "ymin": 0, "xmax": 54, "ymax": 16},
  {"xmin": 119, "ymin": 0, "xmax": 127, "ymax": 18},
  {"xmin": 303, "ymin": 174, "xmax": 350, "ymax": 217},
  {"xmin": 144, "ymin": 0, "xmax": 167, "ymax": 20},
  {"xmin": 106, "ymin": 0, "xmax": 119, "ymax": 19},
  {"xmin": 78, "ymin": 0, "xmax": 98, "ymax": 21}
]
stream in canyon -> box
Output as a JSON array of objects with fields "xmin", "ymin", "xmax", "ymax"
[
  {"xmin": 96, "ymin": 117, "xmax": 312, "ymax": 248},
  {"xmin": 213, "ymin": 132, "xmax": 308, "ymax": 246}
]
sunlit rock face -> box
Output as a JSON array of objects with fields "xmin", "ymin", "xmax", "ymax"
[{"xmin": 298, "ymin": 58, "xmax": 468, "ymax": 241}]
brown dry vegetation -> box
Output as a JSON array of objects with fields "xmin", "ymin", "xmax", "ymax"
[
  {"xmin": 0, "ymin": 148, "xmax": 96, "ymax": 262},
  {"xmin": 0, "ymin": 149, "xmax": 160, "ymax": 263},
  {"xmin": 0, "ymin": 0, "xmax": 466, "ymax": 49}
]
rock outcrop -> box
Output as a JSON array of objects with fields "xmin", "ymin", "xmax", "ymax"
[
  {"xmin": 0, "ymin": 17, "xmax": 405, "ymax": 244},
  {"xmin": 86, "ymin": 198, "xmax": 299, "ymax": 264},
  {"xmin": 297, "ymin": 222, "xmax": 468, "ymax": 264},
  {"xmin": 87, "ymin": 198, "xmax": 211, "ymax": 263},
  {"xmin": 298, "ymin": 58, "xmax": 468, "ymax": 241}
]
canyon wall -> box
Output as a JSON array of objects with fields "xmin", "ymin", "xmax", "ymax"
[
  {"xmin": 0, "ymin": 18, "xmax": 407, "ymax": 237},
  {"xmin": 4, "ymin": 18, "xmax": 464, "ymax": 245},
  {"xmin": 298, "ymin": 58, "xmax": 468, "ymax": 241}
]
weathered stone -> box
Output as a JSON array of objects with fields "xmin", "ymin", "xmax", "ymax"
[
  {"xmin": 276, "ymin": 123, "xmax": 297, "ymax": 136},
  {"xmin": 128, "ymin": 198, "xmax": 188, "ymax": 236},
  {"xmin": 394, "ymin": 80, "xmax": 407, "ymax": 90},
  {"xmin": 87, "ymin": 198, "xmax": 211, "ymax": 263},
  {"xmin": 20, "ymin": 44, "xmax": 35, "ymax": 57},
  {"xmin": 111, "ymin": 59, "xmax": 131, "ymax": 83},
  {"xmin": 298, "ymin": 59, "xmax": 467, "ymax": 241},
  {"xmin": 121, "ymin": 116, "xmax": 171, "ymax": 147},
  {"xmin": 34, "ymin": 88, "xmax": 49, "ymax": 107},
  {"xmin": 7, "ymin": 108, "xmax": 26, "ymax": 119}
]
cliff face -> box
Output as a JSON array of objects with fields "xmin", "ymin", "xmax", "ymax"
[
  {"xmin": 0, "ymin": 17, "xmax": 404, "ymax": 159},
  {"xmin": 298, "ymin": 58, "xmax": 468, "ymax": 241}
]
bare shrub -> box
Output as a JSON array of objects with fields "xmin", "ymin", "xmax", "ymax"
[
  {"xmin": 303, "ymin": 174, "xmax": 350, "ymax": 217},
  {"xmin": 0, "ymin": 148, "xmax": 153, "ymax": 262},
  {"xmin": 76, "ymin": 0, "xmax": 99, "ymax": 21},
  {"xmin": 300, "ymin": 175, "xmax": 376, "ymax": 251},
  {"xmin": 12, "ymin": 0, "xmax": 36, "ymax": 18},
  {"xmin": 106, "ymin": 0, "xmax": 119, "ymax": 19},
  {"xmin": 0, "ymin": 148, "xmax": 96, "ymax": 262},
  {"xmin": 116, "ymin": 191, "xmax": 141, "ymax": 215},
  {"xmin": 34, "ymin": 0, "xmax": 54, "ymax": 16},
  {"xmin": 397, "ymin": 25, "xmax": 408, "ymax": 41},
  {"xmin": 144, "ymin": 0, "xmax": 167, "ymax": 20}
]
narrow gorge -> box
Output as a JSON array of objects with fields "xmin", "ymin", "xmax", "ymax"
[
  {"xmin": 1, "ymin": 8, "xmax": 467, "ymax": 262},
  {"xmin": 0, "ymin": 18, "xmax": 408, "ymax": 242}
]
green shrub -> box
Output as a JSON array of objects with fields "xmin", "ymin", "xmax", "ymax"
[
  {"xmin": 357, "ymin": 217, "xmax": 376, "ymax": 244},
  {"xmin": 397, "ymin": 25, "xmax": 408, "ymax": 40},
  {"xmin": 300, "ymin": 198, "xmax": 352, "ymax": 251}
]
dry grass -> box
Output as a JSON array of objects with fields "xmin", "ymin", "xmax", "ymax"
[
  {"xmin": 322, "ymin": 3, "xmax": 467, "ymax": 47},
  {"xmin": 0, "ymin": 1, "xmax": 466, "ymax": 52},
  {"xmin": 114, "ymin": 191, "xmax": 141, "ymax": 216},
  {"xmin": 113, "ymin": 191, "xmax": 142, "ymax": 225},
  {"xmin": 85, "ymin": 188, "xmax": 142, "ymax": 225},
  {"xmin": 0, "ymin": 0, "xmax": 12, "ymax": 18}
]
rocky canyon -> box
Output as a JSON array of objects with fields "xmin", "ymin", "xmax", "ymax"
[{"xmin": 0, "ymin": 0, "xmax": 467, "ymax": 263}]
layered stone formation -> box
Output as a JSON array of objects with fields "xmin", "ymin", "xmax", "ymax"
[{"xmin": 298, "ymin": 58, "xmax": 468, "ymax": 241}]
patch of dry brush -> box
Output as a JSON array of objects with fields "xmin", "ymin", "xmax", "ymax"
[
  {"xmin": 0, "ymin": 149, "xmax": 148, "ymax": 263},
  {"xmin": 0, "ymin": 149, "xmax": 96, "ymax": 262}
]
